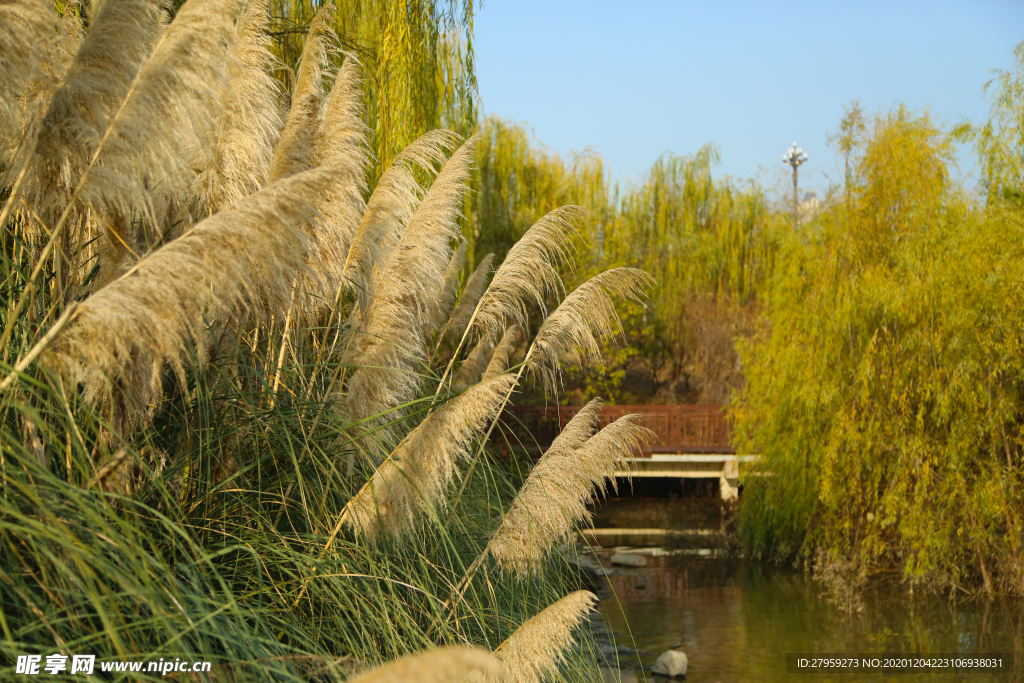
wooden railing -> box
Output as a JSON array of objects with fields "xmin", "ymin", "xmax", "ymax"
[{"xmin": 501, "ymin": 404, "xmax": 733, "ymax": 456}]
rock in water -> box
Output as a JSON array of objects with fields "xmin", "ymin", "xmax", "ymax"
[
  {"xmin": 652, "ymin": 650, "xmax": 688, "ymax": 677},
  {"xmin": 610, "ymin": 552, "xmax": 646, "ymax": 567}
]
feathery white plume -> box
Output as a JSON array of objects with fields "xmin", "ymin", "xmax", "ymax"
[
  {"xmin": 198, "ymin": 0, "xmax": 282, "ymax": 213},
  {"xmin": 426, "ymin": 239, "xmax": 467, "ymax": 333},
  {"xmin": 26, "ymin": 0, "xmax": 164, "ymax": 229},
  {"xmin": 0, "ymin": 0, "xmax": 56, "ymax": 159},
  {"xmin": 344, "ymin": 137, "xmax": 474, "ymax": 431},
  {"xmin": 49, "ymin": 167, "xmax": 343, "ymax": 429},
  {"xmin": 472, "ymin": 206, "xmax": 586, "ymax": 341},
  {"xmin": 267, "ymin": 1, "xmax": 333, "ymax": 182},
  {"xmin": 82, "ymin": 0, "xmax": 240, "ymax": 224},
  {"xmin": 528, "ymin": 267, "xmax": 654, "ymax": 392},
  {"xmin": 492, "ymin": 591, "xmax": 598, "ymax": 683},
  {"xmin": 452, "ymin": 335, "xmax": 494, "ymax": 390},
  {"xmin": 301, "ymin": 54, "xmax": 370, "ymax": 304},
  {"xmin": 441, "ymin": 252, "xmax": 494, "ymax": 341},
  {"xmin": 346, "ymin": 374, "xmax": 517, "ymax": 541},
  {"xmin": 342, "ymin": 129, "xmax": 461, "ymax": 310},
  {"xmin": 347, "ymin": 647, "xmax": 502, "ymax": 683},
  {"xmin": 489, "ymin": 409, "xmax": 655, "ymax": 576},
  {"xmin": 482, "ymin": 325, "xmax": 522, "ymax": 381}
]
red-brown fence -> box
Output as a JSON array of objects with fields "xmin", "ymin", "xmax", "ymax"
[{"xmin": 501, "ymin": 404, "xmax": 733, "ymax": 456}]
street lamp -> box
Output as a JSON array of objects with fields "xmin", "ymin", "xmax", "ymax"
[{"xmin": 783, "ymin": 141, "xmax": 807, "ymax": 224}]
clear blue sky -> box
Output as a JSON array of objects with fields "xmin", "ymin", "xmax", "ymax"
[{"xmin": 474, "ymin": 1, "xmax": 1024, "ymax": 197}]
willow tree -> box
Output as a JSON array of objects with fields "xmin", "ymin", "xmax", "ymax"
[
  {"xmin": 466, "ymin": 127, "xmax": 783, "ymax": 404},
  {"xmin": 736, "ymin": 105, "xmax": 1024, "ymax": 597},
  {"xmin": 270, "ymin": 0, "xmax": 478, "ymax": 184},
  {"xmin": 466, "ymin": 115, "xmax": 608, "ymax": 268},
  {"xmin": 956, "ymin": 41, "xmax": 1024, "ymax": 208},
  {"xmin": 595, "ymin": 146, "xmax": 782, "ymax": 402}
]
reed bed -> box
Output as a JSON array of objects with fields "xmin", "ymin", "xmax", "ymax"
[{"xmin": 0, "ymin": 1, "xmax": 653, "ymax": 681}]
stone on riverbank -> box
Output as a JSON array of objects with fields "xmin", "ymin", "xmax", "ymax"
[
  {"xmin": 652, "ymin": 650, "xmax": 688, "ymax": 677},
  {"xmin": 610, "ymin": 552, "xmax": 646, "ymax": 567}
]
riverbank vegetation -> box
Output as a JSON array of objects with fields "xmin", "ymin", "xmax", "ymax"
[
  {"xmin": 735, "ymin": 49, "xmax": 1024, "ymax": 597},
  {"xmin": 0, "ymin": 0, "xmax": 655, "ymax": 679}
]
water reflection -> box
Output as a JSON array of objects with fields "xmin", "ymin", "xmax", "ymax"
[{"xmin": 598, "ymin": 555, "xmax": 1024, "ymax": 682}]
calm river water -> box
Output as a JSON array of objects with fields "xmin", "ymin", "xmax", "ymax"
[{"xmin": 589, "ymin": 495, "xmax": 1024, "ymax": 682}]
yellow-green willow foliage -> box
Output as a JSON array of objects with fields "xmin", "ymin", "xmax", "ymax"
[
  {"xmin": 590, "ymin": 146, "xmax": 783, "ymax": 399},
  {"xmin": 270, "ymin": 0, "xmax": 477, "ymax": 184},
  {"xmin": 467, "ymin": 121, "xmax": 782, "ymax": 403},
  {"xmin": 735, "ymin": 105, "xmax": 1024, "ymax": 596},
  {"xmin": 956, "ymin": 41, "xmax": 1024, "ymax": 208},
  {"xmin": 605, "ymin": 146, "xmax": 781, "ymax": 291},
  {"xmin": 466, "ymin": 115, "xmax": 609, "ymax": 268}
]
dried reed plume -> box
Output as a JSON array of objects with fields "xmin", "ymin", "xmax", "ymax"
[
  {"xmin": 344, "ymin": 137, "xmax": 475, "ymax": 430},
  {"xmin": 49, "ymin": 167, "xmax": 343, "ymax": 428},
  {"xmin": 472, "ymin": 206, "xmax": 587, "ymax": 341},
  {"xmin": 28, "ymin": 2, "xmax": 86, "ymax": 136},
  {"xmin": 441, "ymin": 252, "xmax": 494, "ymax": 341},
  {"xmin": 426, "ymin": 239, "xmax": 467, "ymax": 333},
  {"xmin": 305, "ymin": 55, "xmax": 370, "ymax": 294},
  {"xmin": 90, "ymin": 0, "xmax": 239, "ymax": 214},
  {"xmin": 0, "ymin": 0, "xmax": 55, "ymax": 158},
  {"xmin": 491, "ymin": 591, "xmax": 598, "ymax": 683},
  {"xmin": 346, "ymin": 374, "xmax": 517, "ymax": 541},
  {"xmin": 343, "ymin": 129, "xmax": 461, "ymax": 310},
  {"xmin": 11, "ymin": 0, "xmax": 84, "ymax": 154},
  {"xmin": 55, "ymin": 1, "xmax": 85, "ymax": 72},
  {"xmin": 26, "ymin": 0, "xmax": 164, "ymax": 229},
  {"xmin": 489, "ymin": 411, "xmax": 655, "ymax": 576},
  {"xmin": 347, "ymin": 647, "xmax": 502, "ymax": 683},
  {"xmin": 528, "ymin": 267, "xmax": 654, "ymax": 392},
  {"xmin": 70, "ymin": 0, "xmax": 241, "ymax": 283},
  {"xmin": 482, "ymin": 325, "xmax": 521, "ymax": 382},
  {"xmin": 452, "ymin": 335, "xmax": 494, "ymax": 390},
  {"xmin": 267, "ymin": 2, "xmax": 333, "ymax": 182},
  {"xmin": 198, "ymin": 0, "xmax": 282, "ymax": 214}
]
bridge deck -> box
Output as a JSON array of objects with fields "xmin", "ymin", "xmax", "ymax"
[
  {"xmin": 504, "ymin": 403, "xmax": 735, "ymax": 455},
  {"xmin": 503, "ymin": 404, "xmax": 754, "ymax": 500},
  {"xmin": 616, "ymin": 454, "xmax": 757, "ymax": 500}
]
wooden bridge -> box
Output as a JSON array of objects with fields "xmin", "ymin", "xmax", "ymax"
[{"xmin": 502, "ymin": 404, "xmax": 755, "ymax": 500}]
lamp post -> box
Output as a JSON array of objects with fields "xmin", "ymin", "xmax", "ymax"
[{"xmin": 783, "ymin": 141, "xmax": 807, "ymax": 225}]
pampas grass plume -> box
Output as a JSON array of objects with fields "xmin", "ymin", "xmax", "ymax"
[
  {"xmin": 482, "ymin": 325, "xmax": 521, "ymax": 381},
  {"xmin": 346, "ymin": 374, "xmax": 516, "ymax": 541},
  {"xmin": 472, "ymin": 206, "xmax": 586, "ymax": 341},
  {"xmin": 489, "ymin": 409, "xmax": 655, "ymax": 576},
  {"xmin": 199, "ymin": 0, "xmax": 282, "ymax": 213},
  {"xmin": 529, "ymin": 267, "xmax": 654, "ymax": 392},
  {"xmin": 28, "ymin": 0, "xmax": 163, "ymax": 225},
  {"xmin": 50, "ymin": 167, "xmax": 344, "ymax": 427},
  {"xmin": 343, "ymin": 129, "xmax": 461, "ymax": 310},
  {"xmin": 344, "ymin": 136, "xmax": 475, "ymax": 428},
  {"xmin": 0, "ymin": 0, "xmax": 55, "ymax": 157},
  {"xmin": 491, "ymin": 591, "xmax": 598, "ymax": 683},
  {"xmin": 426, "ymin": 239, "xmax": 467, "ymax": 333},
  {"xmin": 267, "ymin": 1, "xmax": 333, "ymax": 182},
  {"xmin": 452, "ymin": 334, "xmax": 493, "ymax": 390},
  {"xmin": 307, "ymin": 55, "xmax": 369, "ymax": 286},
  {"xmin": 80, "ymin": 0, "xmax": 241, "ymax": 231},
  {"xmin": 442, "ymin": 252, "xmax": 494, "ymax": 341},
  {"xmin": 348, "ymin": 647, "xmax": 503, "ymax": 683}
]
